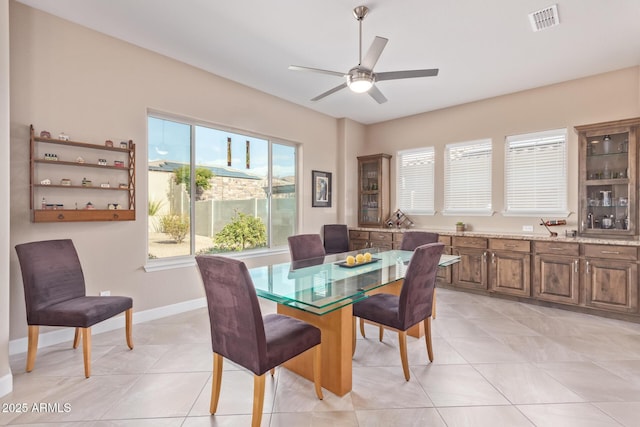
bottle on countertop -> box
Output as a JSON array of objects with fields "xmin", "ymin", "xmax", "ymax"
[{"xmin": 41, "ymin": 197, "xmax": 46, "ymax": 210}]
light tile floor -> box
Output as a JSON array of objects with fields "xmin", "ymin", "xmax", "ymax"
[{"xmin": 3, "ymin": 288, "xmax": 640, "ymax": 426}]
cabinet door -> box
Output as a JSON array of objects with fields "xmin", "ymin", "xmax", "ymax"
[
  {"xmin": 488, "ymin": 251, "xmax": 531, "ymax": 297},
  {"xmin": 452, "ymin": 247, "xmax": 488, "ymax": 290},
  {"xmin": 436, "ymin": 246, "xmax": 452, "ymax": 284},
  {"xmin": 533, "ymin": 254, "xmax": 580, "ymax": 305},
  {"xmin": 357, "ymin": 154, "xmax": 391, "ymax": 227},
  {"xmin": 584, "ymin": 258, "xmax": 638, "ymax": 313}
]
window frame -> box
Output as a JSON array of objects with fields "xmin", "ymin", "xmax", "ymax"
[
  {"xmin": 504, "ymin": 128, "xmax": 568, "ymax": 217},
  {"xmin": 443, "ymin": 138, "xmax": 493, "ymax": 216},
  {"xmin": 396, "ymin": 146, "xmax": 435, "ymax": 215},
  {"xmin": 146, "ymin": 111, "xmax": 298, "ymax": 266}
]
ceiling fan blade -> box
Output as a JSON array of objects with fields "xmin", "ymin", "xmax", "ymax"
[
  {"xmin": 376, "ymin": 69, "xmax": 439, "ymax": 81},
  {"xmin": 360, "ymin": 36, "xmax": 388, "ymax": 70},
  {"xmin": 368, "ymin": 85, "xmax": 388, "ymax": 104},
  {"xmin": 311, "ymin": 82, "xmax": 348, "ymax": 101},
  {"xmin": 289, "ymin": 65, "xmax": 346, "ymax": 78}
]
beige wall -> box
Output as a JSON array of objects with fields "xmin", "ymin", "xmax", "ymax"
[
  {"xmin": 366, "ymin": 66, "xmax": 640, "ymax": 234},
  {"xmin": 8, "ymin": 2, "xmax": 347, "ymax": 342},
  {"xmin": 1, "ymin": 0, "xmax": 13, "ymax": 397}
]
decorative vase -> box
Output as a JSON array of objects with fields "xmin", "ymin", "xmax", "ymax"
[{"xmin": 456, "ymin": 224, "xmax": 465, "ymax": 232}]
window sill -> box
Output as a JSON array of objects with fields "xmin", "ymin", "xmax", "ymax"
[{"xmin": 144, "ymin": 247, "xmax": 289, "ymax": 272}]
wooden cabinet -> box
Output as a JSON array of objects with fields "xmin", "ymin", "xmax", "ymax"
[
  {"xmin": 576, "ymin": 118, "xmax": 640, "ymax": 237},
  {"xmin": 451, "ymin": 236, "xmax": 488, "ymax": 291},
  {"xmin": 30, "ymin": 125, "xmax": 135, "ymax": 222},
  {"xmin": 583, "ymin": 244, "xmax": 638, "ymax": 313},
  {"xmin": 533, "ymin": 242, "xmax": 581, "ymax": 305},
  {"xmin": 488, "ymin": 239, "xmax": 531, "ymax": 297},
  {"xmin": 357, "ymin": 154, "xmax": 391, "ymax": 228},
  {"xmin": 348, "ymin": 229, "xmax": 392, "ymax": 250}
]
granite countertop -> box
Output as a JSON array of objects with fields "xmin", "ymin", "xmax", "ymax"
[{"xmin": 351, "ymin": 226, "xmax": 640, "ymax": 247}]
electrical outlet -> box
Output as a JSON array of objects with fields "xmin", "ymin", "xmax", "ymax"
[
  {"xmin": 522, "ymin": 225, "xmax": 534, "ymax": 232},
  {"xmin": 100, "ymin": 290, "xmax": 111, "ymax": 297}
]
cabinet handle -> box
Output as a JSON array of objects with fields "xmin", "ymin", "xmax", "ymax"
[
  {"xmin": 491, "ymin": 252, "xmax": 496, "ymax": 264},
  {"xmin": 504, "ymin": 244, "xmax": 517, "ymax": 248},
  {"xmin": 113, "ymin": 213, "xmax": 119, "ymax": 220},
  {"xmin": 57, "ymin": 214, "xmax": 64, "ymax": 220},
  {"xmin": 482, "ymin": 251, "xmax": 487, "ymax": 262},
  {"xmin": 549, "ymin": 247, "xmax": 564, "ymax": 250},
  {"xmin": 586, "ymin": 261, "xmax": 590, "ymax": 273},
  {"xmin": 574, "ymin": 259, "xmax": 578, "ymax": 273},
  {"xmin": 600, "ymin": 250, "xmax": 620, "ymax": 255}
]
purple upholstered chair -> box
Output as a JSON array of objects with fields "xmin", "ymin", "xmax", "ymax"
[
  {"xmin": 196, "ymin": 255, "xmax": 322, "ymax": 427},
  {"xmin": 14, "ymin": 239, "xmax": 133, "ymax": 378},
  {"xmin": 353, "ymin": 242, "xmax": 444, "ymax": 381},
  {"xmin": 322, "ymin": 224, "xmax": 350, "ymax": 254},
  {"xmin": 400, "ymin": 231, "xmax": 439, "ymax": 251},
  {"xmin": 287, "ymin": 233, "xmax": 326, "ymax": 262}
]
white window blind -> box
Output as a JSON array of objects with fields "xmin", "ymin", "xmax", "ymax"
[
  {"xmin": 444, "ymin": 139, "xmax": 492, "ymax": 215},
  {"xmin": 505, "ymin": 128, "xmax": 567, "ymax": 215},
  {"xmin": 396, "ymin": 147, "xmax": 435, "ymax": 215}
]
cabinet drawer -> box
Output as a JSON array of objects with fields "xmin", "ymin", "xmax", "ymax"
[
  {"xmin": 534, "ymin": 241, "xmax": 580, "ymax": 256},
  {"xmin": 369, "ymin": 231, "xmax": 393, "ymax": 242},
  {"xmin": 452, "ymin": 236, "xmax": 488, "ymax": 249},
  {"xmin": 349, "ymin": 230, "xmax": 369, "ymax": 240},
  {"xmin": 584, "ymin": 244, "xmax": 638, "ymax": 261},
  {"xmin": 439, "ymin": 235, "xmax": 452, "ymax": 246},
  {"xmin": 489, "ymin": 239, "xmax": 530, "ymax": 252}
]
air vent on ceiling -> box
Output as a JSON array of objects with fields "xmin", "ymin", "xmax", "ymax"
[{"xmin": 528, "ymin": 4, "xmax": 559, "ymax": 32}]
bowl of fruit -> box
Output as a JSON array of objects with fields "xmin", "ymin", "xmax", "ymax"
[{"xmin": 339, "ymin": 252, "xmax": 378, "ymax": 268}]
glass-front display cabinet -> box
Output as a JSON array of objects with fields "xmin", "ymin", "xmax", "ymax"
[
  {"xmin": 576, "ymin": 118, "xmax": 640, "ymax": 237},
  {"xmin": 357, "ymin": 153, "xmax": 391, "ymax": 228}
]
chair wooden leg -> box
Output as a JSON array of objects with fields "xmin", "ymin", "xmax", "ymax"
[
  {"xmin": 398, "ymin": 330, "xmax": 410, "ymax": 381},
  {"xmin": 210, "ymin": 353, "xmax": 223, "ymax": 414},
  {"xmin": 313, "ymin": 344, "xmax": 323, "ymax": 400},
  {"xmin": 352, "ymin": 317, "xmax": 357, "ymax": 357},
  {"xmin": 359, "ymin": 317, "xmax": 366, "ymax": 338},
  {"xmin": 424, "ymin": 317, "xmax": 434, "ymax": 362},
  {"xmin": 432, "ymin": 288, "xmax": 437, "ymax": 319},
  {"xmin": 73, "ymin": 328, "xmax": 80, "ymax": 349},
  {"xmin": 81, "ymin": 327, "xmax": 91, "ymax": 378},
  {"xmin": 125, "ymin": 308, "xmax": 134, "ymax": 349},
  {"xmin": 379, "ymin": 325, "xmax": 384, "ymax": 342},
  {"xmin": 26, "ymin": 325, "xmax": 39, "ymax": 372},
  {"xmin": 251, "ymin": 373, "xmax": 266, "ymax": 427}
]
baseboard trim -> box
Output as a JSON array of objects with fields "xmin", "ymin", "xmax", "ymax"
[
  {"xmin": 0, "ymin": 372, "xmax": 12, "ymax": 398},
  {"xmin": 8, "ymin": 297, "xmax": 207, "ymax": 356}
]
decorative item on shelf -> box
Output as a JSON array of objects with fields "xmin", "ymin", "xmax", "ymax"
[
  {"xmin": 40, "ymin": 178, "xmax": 51, "ymax": 185},
  {"xmin": 541, "ymin": 219, "xmax": 567, "ymax": 226},
  {"xmin": 100, "ymin": 182, "xmax": 110, "ymax": 188},
  {"xmin": 565, "ymin": 230, "xmax": 577, "ymax": 238},
  {"xmin": 44, "ymin": 204, "xmax": 55, "ymax": 210},
  {"xmin": 113, "ymin": 160, "xmax": 124, "ymax": 168},
  {"xmin": 385, "ymin": 209, "xmax": 414, "ymax": 229},
  {"xmin": 119, "ymin": 141, "xmax": 128, "ymax": 149},
  {"xmin": 539, "ymin": 218, "xmax": 559, "ymax": 237},
  {"xmin": 39, "ymin": 130, "xmax": 51, "ymax": 138},
  {"xmin": 97, "ymin": 159, "xmax": 107, "ymax": 166},
  {"xmin": 60, "ymin": 178, "xmax": 71, "ymax": 186},
  {"xmin": 104, "ymin": 140, "xmax": 113, "ymax": 147},
  {"xmin": 76, "ymin": 156, "xmax": 85, "ymax": 163},
  {"xmin": 58, "ymin": 132, "xmax": 69, "ymax": 141},
  {"xmin": 85, "ymin": 202, "xmax": 95, "ymax": 210},
  {"xmin": 108, "ymin": 203, "xmax": 120, "ymax": 210},
  {"xmin": 81, "ymin": 177, "xmax": 92, "ymax": 187},
  {"xmin": 118, "ymin": 183, "xmax": 128, "ymax": 189},
  {"xmin": 602, "ymin": 134, "xmax": 612, "ymax": 154},
  {"xmin": 41, "ymin": 197, "xmax": 46, "ymax": 209},
  {"xmin": 456, "ymin": 221, "xmax": 465, "ymax": 232},
  {"xmin": 44, "ymin": 153, "xmax": 58, "ymax": 161}
]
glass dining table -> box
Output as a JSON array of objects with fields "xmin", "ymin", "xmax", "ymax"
[{"xmin": 249, "ymin": 248, "xmax": 460, "ymax": 396}]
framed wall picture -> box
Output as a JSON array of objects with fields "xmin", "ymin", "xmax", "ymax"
[{"xmin": 312, "ymin": 170, "xmax": 332, "ymax": 207}]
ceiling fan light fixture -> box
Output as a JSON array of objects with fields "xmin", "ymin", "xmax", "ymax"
[{"xmin": 347, "ymin": 70, "xmax": 374, "ymax": 93}]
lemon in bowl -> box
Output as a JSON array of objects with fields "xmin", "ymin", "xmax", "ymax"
[
  {"xmin": 345, "ymin": 255, "xmax": 356, "ymax": 265},
  {"xmin": 363, "ymin": 252, "xmax": 372, "ymax": 262},
  {"xmin": 355, "ymin": 254, "xmax": 365, "ymax": 264}
]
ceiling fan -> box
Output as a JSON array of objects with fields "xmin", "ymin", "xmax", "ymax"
[{"xmin": 289, "ymin": 5, "xmax": 439, "ymax": 104}]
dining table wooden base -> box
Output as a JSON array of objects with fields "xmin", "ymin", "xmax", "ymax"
[{"xmin": 277, "ymin": 303, "xmax": 353, "ymax": 397}]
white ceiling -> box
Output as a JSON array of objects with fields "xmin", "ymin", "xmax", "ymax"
[{"xmin": 15, "ymin": 0, "xmax": 640, "ymax": 124}]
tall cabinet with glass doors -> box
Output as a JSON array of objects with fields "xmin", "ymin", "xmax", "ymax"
[
  {"xmin": 357, "ymin": 153, "xmax": 391, "ymax": 228},
  {"xmin": 576, "ymin": 117, "xmax": 640, "ymax": 237}
]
